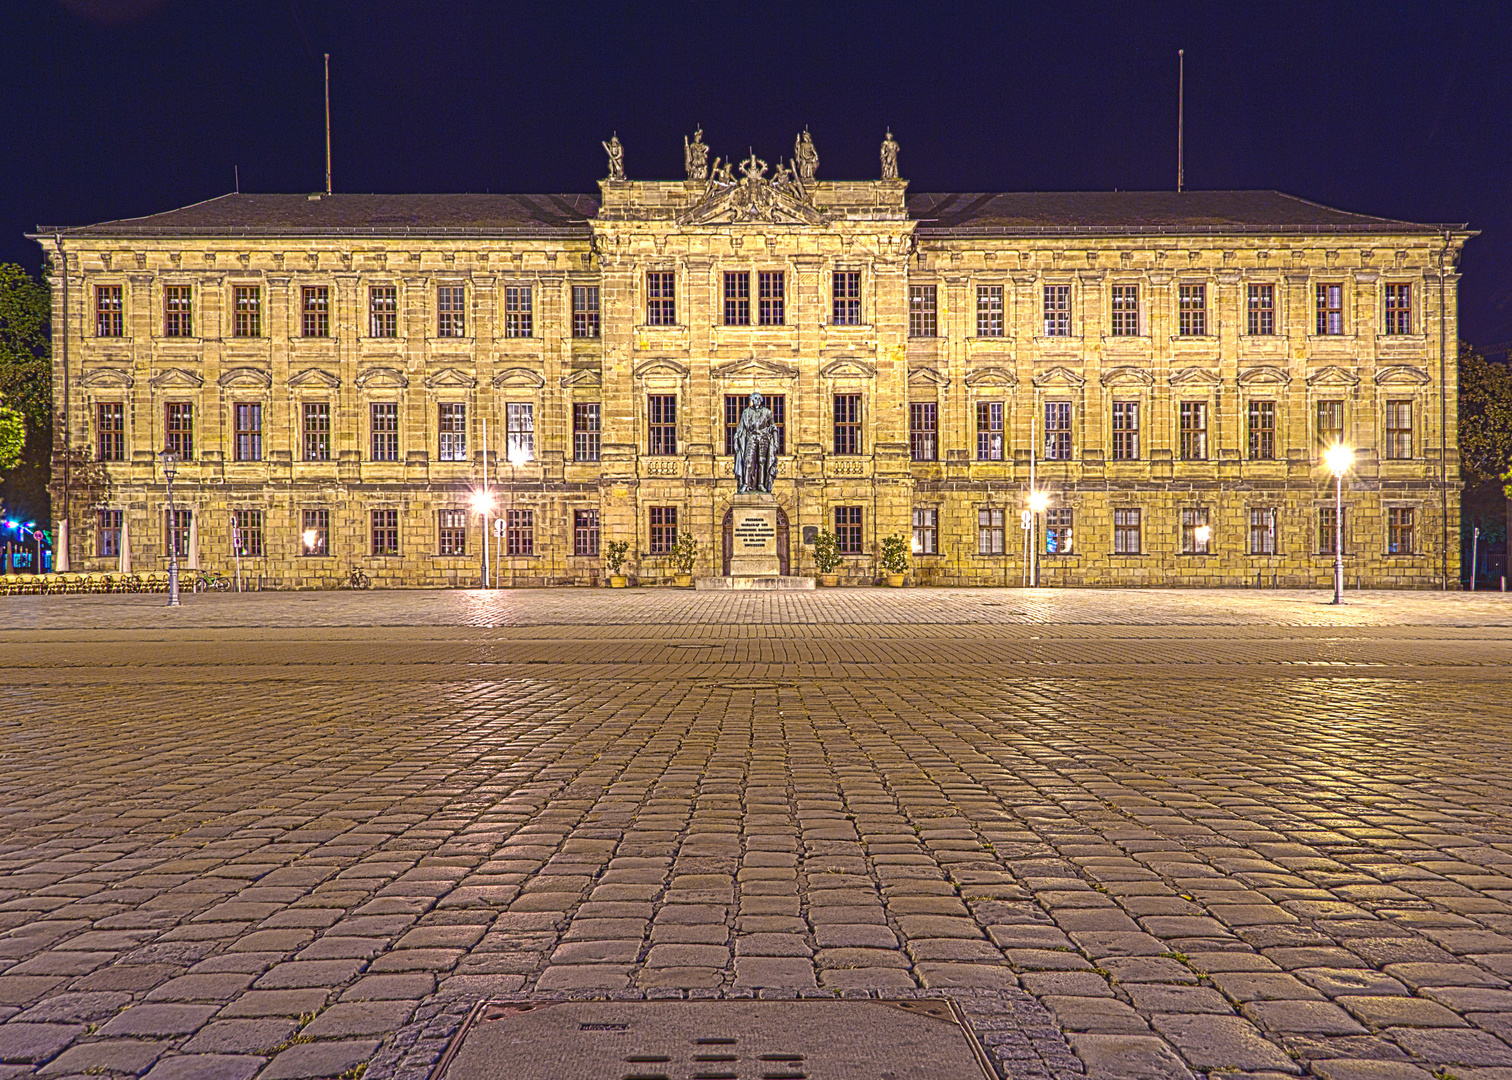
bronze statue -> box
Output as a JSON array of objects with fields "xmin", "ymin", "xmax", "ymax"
[
  {"xmin": 602, "ymin": 133, "xmax": 625, "ymax": 181},
  {"xmin": 793, "ymin": 128, "xmax": 818, "ymax": 183},
  {"xmin": 684, "ymin": 128, "xmax": 709, "ymax": 181},
  {"xmin": 732, "ymin": 392, "xmax": 780, "ymax": 495},
  {"xmin": 880, "ymin": 129, "xmax": 900, "ymax": 180}
]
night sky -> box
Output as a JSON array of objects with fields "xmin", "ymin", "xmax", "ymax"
[{"xmin": 5, "ymin": 0, "xmax": 1510, "ymax": 350}]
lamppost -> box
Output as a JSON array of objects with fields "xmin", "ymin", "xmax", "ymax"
[
  {"xmin": 500, "ymin": 443, "xmax": 532, "ymax": 588},
  {"xmin": 1323, "ymin": 442, "xmax": 1354, "ymax": 605},
  {"xmin": 159, "ymin": 447, "xmax": 181, "ymax": 607},
  {"xmin": 1028, "ymin": 490, "xmax": 1049, "ymax": 587},
  {"xmin": 470, "ymin": 488, "xmax": 496, "ymax": 589}
]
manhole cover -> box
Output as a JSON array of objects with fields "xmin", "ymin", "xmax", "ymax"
[{"xmin": 434, "ymin": 999, "xmax": 996, "ymax": 1080}]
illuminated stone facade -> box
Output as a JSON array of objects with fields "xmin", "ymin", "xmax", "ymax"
[{"xmin": 35, "ymin": 150, "xmax": 1471, "ymax": 588}]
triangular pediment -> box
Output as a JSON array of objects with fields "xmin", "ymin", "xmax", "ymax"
[
  {"xmin": 288, "ymin": 367, "xmax": 340, "ymax": 389},
  {"xmin": 560, "ymin": 368, "xmax": 603, "ymax": 388},
  {"xmin": 1238, "ymin": 365, "xmax": 1292, "ymax": 387},
  {"xmin": 493, "ymin": 366, "xmax": 546, "ymax": 389},
  {"xmin": 1100, "ymin": 365, "xmax": 1154, "ymax": 388},
  {"xmin": 356, "ymin": 366, "xmax": 408, "ymax": 389},
  {"xmin": 1307, "ymin": 364, "xmax": 1361, "ymax": 387},
  {"xmin": 1375, "ymin": 364, "xmax": 1432, "ymax": 386},
  {"xmin": 149, "ymin": 368, "xmax": 204, "ymax": 389},
  {"xmin": 1032, "ymin": 365, "xmax": 1086, "ymax": 388},
  {"xmin": 634, "ymin": 358, "xmax": 690, "ymax": 379},
  {"xmin": 80, "ymin": 367, "xmax": 134, "ymax": 388},
  {"xmin": 1168, "ymin": 366, "xmax": 1221, "ymax": 388},
  {"xmin": 965, "ymin": 366, "xmax": 1017, "ymax": 388},
  {"xmin": 819, "ymin": 359, "xmax": 876, "ymax": 380},
  {"xmin": 712, "ymin": 357, "xmax": 800, "ymax": 381},
  {"xmin": 908, "ymin": 367, "xmax": 950, "ymax": 389},
  {"xmin": 423, "ymin": 367, "xmax": 478, "ymax": 389},
  {"xmin": 218, "ymin": 366, "xmax": 272, "ymax": 389}
]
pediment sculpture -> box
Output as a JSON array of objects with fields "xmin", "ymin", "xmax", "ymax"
[{"xmin": 678, "ymin": 151, "xmax": 826, "ymax": 226}]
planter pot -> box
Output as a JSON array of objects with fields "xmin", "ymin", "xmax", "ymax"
[
  {"xmin": 674, "ymin": 572, "xmax": 693, "ymax": 587},
  {"xmin": 609, "ymin": 574, "xmax": 628, "ymax": 588},
  {"xmin": 885, "ymin": 572, "xmax": 907, "ymax": 587},
  {"xmin": 818, "ymin": 573, "xmax": 839, "ymax": 587}
]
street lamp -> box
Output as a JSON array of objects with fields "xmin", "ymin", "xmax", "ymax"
[
  {"xmin": 1028, "ymin": 490, "xmax": 1049, "ymax": 587},
  {"xmin": 1323, "ymin": 442, "xmax": 1354, "ymax": 605},
  {"xmin": 470, "ymin": 488, "xmax": 496, "ymax": 589},
  {"xmin": 159, "ymin": 447, "xmax": 181, "ymax": 607},
  {"xmin": 503, "ymin": 443, "xmax": 532, "ymax": 588}
]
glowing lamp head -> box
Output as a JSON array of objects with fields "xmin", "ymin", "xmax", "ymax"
[
  {"xmin": 1028, "ymin": 491, "xmax": 1049, "ymax": 513},
  {"xmin": 507, "ymin": 446, "xmax": 532, "ymax": 468},
  {"xmin": 1194, "ymin": 525, "xmax": 1212, "ymax": 545},
  {"xmin": 470, "ymin": 491, "xmax": 496, "ymax": 515},
  {"xmin": 1323, "ymin": 442, "xmax": 1354, "ymax": 477},
  {"xmin": 301, "ymin": 529, "xmax": 319, "ymax": 552}
]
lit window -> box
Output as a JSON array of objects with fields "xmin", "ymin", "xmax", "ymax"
[
  {"xmin": 977, "ymin": 508, "xmax": 1004, "ymax": 555},
  {"xmin": 1316, "ymin": 283, "xmax": 1344, "ymax": 335},
  {"xmin": 1046, "ymin": 508, "xmax": 1073, "ymax": 554},
  {"xmin": 913, "ymin": 508, "xmax": 938, "ymax": 555},
  {"xmin": 1384, "ymin": 284, "xmax": 1412, "ymax": 335},
  {"xmin": 438, "ymin": 403, "xmax": 467, "ymax": 462},
  {"xmin": 1250, "ymin": 508, "xmax": 1277, "ymax": 555},
  {"xmin": 1181, "ymin": 506, "xmax": 1211, "ymax": 554}
]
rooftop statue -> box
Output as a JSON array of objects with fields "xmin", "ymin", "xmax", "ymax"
[
  {"xmin": 684, "ymin": 128, "xmax": 709, "ymax": 181},
  {"xmin": 881, "ymin": 129, "xmax": 900, "ymax": 180},
  {"xmin": 602, "ymin": 133, "xmax": 625, "ymax": 181},
  {"xmin": 793, "ymin": 129, "xmax": 819, "ymax": 183}
]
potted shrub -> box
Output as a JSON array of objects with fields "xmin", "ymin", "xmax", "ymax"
[
  {"xmin": 605, "ymin": 540, "xmax": 630, "ymax": 588},
  {"xmin": 812, "ymin": 530, "xmax": 842, "ymax": 587},
  {"xmin": 880, "ymin": 533, "xmax": 909, "ymax": 587},
  {"xmin": 669, "ymin": 532, "xmax": 698, "ymax": 587}
]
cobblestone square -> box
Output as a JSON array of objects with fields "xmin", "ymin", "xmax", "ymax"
[{"xmin": 0, "ymin": 587, "xmax": 1510, "ymax": 1080}]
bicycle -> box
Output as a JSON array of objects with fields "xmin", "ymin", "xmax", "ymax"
[
  {"xmin": 347, "ymin": 567, "xmax": 371, "ymax": 590},
  {"xmin": 192, "ymin": 569, "xmax": 231, "ymax": 592}
]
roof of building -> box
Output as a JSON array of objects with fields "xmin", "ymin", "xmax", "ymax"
[{"xmin": 35, "ymin": 189, "xmax": 1456, "ymax": 239}]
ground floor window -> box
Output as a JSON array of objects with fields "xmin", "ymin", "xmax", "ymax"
[
  {"xmin": 912, "ymin": 508, "xmax": 937, "ymax": 555},
  {"xmin": 1114, "ymin": 508, "xmax": 1142, "ymax": 554},
  {"xmin": 1318, "ymin": 506, "xmax": 1346, "ymax": 555},
  {"xmin": 371, "ymin": 509, "xmax": 399, "ymax": 556},
  {"xmin": 1180, "ymin": 506, "xmax": 1211, "ymax": 554},
  {"xmin": 1388, "ymin": 507, "xmax": 1415, "ymax": 554},
  {"xmin": 1045, "ymin": 508, "xmax": 1073, "ymax": 554},
  {"xmin": 834, "ymin": 506, "xmax": 863, "ymax": 554},
  {"xmin": 165, "ymin": 508, "xmax": 191, "ymax": 558},
  {"xmin": 233, "ymin": 510, "xmax": 264, "ymax": 557},
  {"xmin": 507, "ymin": 509, "xmax": 534, "ymax": 556},
  {"xmin": 574, "ymin": 509, "xmax": 599, "ymax": 557},
  {"xmin": 649, "ymin": 506, "xmax": 678, "ymax": 555},
  {"xmin": 302, "ymin": 508, "xmax": 330, "ymax": 556},
  {"xmin": 98, "ymin": 509, "xmax": 122, "ymax": 558},
  {"xmin": 977, "ymin": 508, "xmax": 1004, "ymax": 555},
  {"xmin": 1249, "ymin": 508, "xmax": 1277, "ymax": 555},
  {"xmin": 438, "ymin": 509, "xmax": 467, "ymax": 556}
]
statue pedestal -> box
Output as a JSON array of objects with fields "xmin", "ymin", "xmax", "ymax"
[{"xmin": 729, "ymin": 493, "xmax": 781, "ymax": 577}]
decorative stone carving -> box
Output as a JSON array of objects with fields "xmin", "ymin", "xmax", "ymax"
[
  {"xmin": 602, "ymin": 133, "xmax": 624, "ymax": 181},
  {"xmin": 684, "ymin": 128, "xmax": 709, "ymax": 181},
  {"xmin": 793, "ymin": 129, "xmax": 818, "ymax": 183},
  {"xmin": 880, "ymin": 130, "xmax": 900, "ymax": 180},
  {"xmin": 287, "ymin": 367, "xmax": 339, "ymax": 389},
  {"xmin": 149, "ymin": 368, "xmax": 205, "ymax": 389},
  {"xmin": 492, "ymin": 367, "xmax": 546, "ymax": 389},
  {"xmin": 218, "ymin": 366, "xmax": 273, "ymax": 388},
  {"xmin": 423, "ymin": 367, "xmax": 478, "ymax": 389},
  {"xmin": 79, "ymin": 367, "xmax": 134, "ymax": 388},
  {"xmin": 678, "ymin": 152, "xmax": 826, "ymax": 226},
  {"xmin": 355, "ymin": 366, "xmax": 409, "ymax": 389}
]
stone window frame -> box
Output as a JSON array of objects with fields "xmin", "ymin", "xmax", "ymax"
[
  {"xmin": 1314, "ymin": 397, "xmax": 1347, "ymax": 457},
  {"xmin": 232, "ymin": 508, "xmax": 265, "ymax": 558},
  {"xmin": 976, "ymin": 506, "xmax": 1005, "ymax": 556},
  {"xmin": 1108, "ymin": 282, "xmax": 1142, "ymax": 337},
  {"xmin": 436, "ymin": 400, "xmax": 469, "ymax": 463},
  {"xmin": 832, "ymin": 269, "xmax": 865, "ymax": 327},
  {"xmin": 723, "ymin": 270, "xmax": 752, "ymax": 327},
  {"xmin": 1045, "ymin": 507, "xmax": 1074, "ymax": 555},
  {"xmin": 1382, "ymin": 396, "xmax": 1416, "ymax": 461},
  {"xmin": 231, "ymin": 400, "xmax": 264, "ymax": 463},
  {"xmin": 1110, "ymin": 399, "xmax": 1141, "ymax": 462},
  {"xmin": 1316, "ymin": 503, "xmax": 1348, "ymax": 557},
  {"xmin": 1249, "ymin": 506, "xmax": 1279, "ymax": 556},
  {"xmin": 436, "ymin": 508, "xmax": 469, "ymax": 557},
  {"xmin": 908, "ymin": 283, "xmax": 938, "ymax": 338},
  {"xmin": 504, "ymin": 399, "xmax": 536, "ymax": 463},
  {"xmin": 572, "ymin": 284, "xmax": 601, "ymax": 339},
  {"xmin": 832, "ymin": 392, "xmax": 864, "ymax": 456},
  {"xmin": 1383, "ymin": 281, "xmax": 1414, "ymax": 336},
  {"xmin": 1176, "ymin": 281, "xmax": 1210, "ymax": 338},
  {"xmin": 435, "ymin": 281, "xmax": 468, "ymax": 339},
  {"xmin": 300, "ymin": 507, "xmax": 332, "ymax": 557},
  {"xmin": 648, "ymin": 505, "xmax": 679, "ymax": 555},
  {"xmin": 1384, "ymin": 503, "xmax": 1419, "ymax": 556},
  {"xmin": 1315, "ymin": 281, "xmax": 1346, "ymax": 336},
  {"xmin": 97, "ymin": 508, "xmax": 124, "ymax": 559},
  {"xmin": 644, "ymin": 269, "xmax": 677, "ymax": 327},
  {"xmin": 976, "ymin": 283, "xmax": 1005, "ymax": 338},
  {"xmin": 1180, "ymin": 505, "xmax": 1212, "ymax": 555},
  {"xmin": 974, "ymin": 399, "xmax": 1005, "ymax": 461},
  {"xmin": 164, "ymin": 400, "xmax": 195, "ymax": 460},
  {"xmin": 367, "ymin": 398, "xmax": 402, "ymax": 463},
  {"xmin": 300, "ymin": 398, "xmax": 333, "ymax": 463},
  {"xmin": 1178, "ymin": 399, "xmax": 1210, "ymax": 461},
  {"xmin": 367, "ymin": 282, "xmax": 401, "ymax": 340},
  {"xmin": 503, "ymin": 282, "xmax": 534, "ymax": 339},
  {"xmin": 1245, "ymin": 398, "xmax": 1278, "ymax": 461},
  {"xmin": 301, "ymin": 284, "xmax": 332, "ymax": 339},
  {"xmin": 646, "ymin": 393, "xmax": 678, "ymax": 457},
  {"xmin": 908, "ymin": 400, "xmax": 938, "ymax": 462},
  {"xmin": 1245, "ymin": 280, "xmax": 1279, "ymax": 337},
  {"xmin": 833, "ymin": 505, "xmax": 864, "ymax": 555},
  {"xmin": 229, "ymin": 282, "xmax": 262, "ymax": 338},
  {"xmin": 1042, "ymin": 400, "xmax": 1073, "ymax": 461},
  {"xmin": 95, "ymin": 399, "xmax": 127, "ymax": 462},
  {"xmin": 506, "ymin": 508, "xmax": 536, "ymax": 557},
  {"xmin": 572, "ymin": 401, "xmax": 601, "ymax": 463},
  {"xmin": 94, "ymin": 282, "xmax": 126, "ymax": 338},
  {"xmin": 912, "ymin": 506, "xmax": 939, "ymax": 556},
  {"xmin": 1041, "ymin": 280, "xmax": 1074, "ymax": 338},
  {"xmin": 573, "ymin": 507, "xmax": 600, "ymax": 557},
  {"xmin": 369, "ymin": 507, "xmax": 401, "ymax": 557}
]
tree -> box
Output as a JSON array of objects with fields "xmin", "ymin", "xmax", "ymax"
[
  {"xmin": 1458, "ymin": 343, "xmax": 1512, "ymax": 582},
  {"xmin": 0, "ymin": 263, "xmax": 51, "ymax": 524},
  {"xmin": 0, "ymin": 405, "xmax": 22, "ymax": 474}
]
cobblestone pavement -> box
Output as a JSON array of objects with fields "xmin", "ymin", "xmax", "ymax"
[{"xmin": 0, "ymin": 589, "xmax": 1509, "ymax": 1080}]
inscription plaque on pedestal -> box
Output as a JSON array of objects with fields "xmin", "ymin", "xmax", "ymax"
[{"xmin": 729, "ymin": 493, "xmax": 781, "ymax": 577}]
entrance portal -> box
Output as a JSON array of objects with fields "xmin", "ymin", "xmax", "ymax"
[{"xmin": 722, "ymin": 508, "xmax": 789, "ymax": 575}]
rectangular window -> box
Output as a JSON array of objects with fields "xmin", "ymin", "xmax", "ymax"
[
  {"xmin": 438, "ymin": 403, "xmax": 467, "ymax": 462},
  {"xmin": 1250, "ymin": 508, "xmax": 1277, "ymax": 555},
  {"xmin": 724, "ymin": 395, "xmax": 786, "ymax": 456},
  {"xmin": 96, "ymin": 402, "xmax": 125, "ymax": 462},
  {"xmin": 301, "ymin": 508, "xmax": 330, "ymax": 556},
  {"xmin": 1248, "ymin": 400, "xmax": 1276, "ymax": 460},
  {"xmin": 758, "ymin": 271, "xmax": 785, "ymax": 325},
  {"xmin": 647, "ymin": 394, "xmax": 677, "ymax": 456},
  {"xmin": 572, "ymin": 285, "xmax": 600, "ymax": 338},
  {"xmin": 163, "ymin": 285, "xmax": 193, "ymax": 337},
  {"xmin": 835, "ymin": 506, "xmax": 863, "ymax": 554},
  {"xmin": 909, "ymin": 285, "xmax": 937, "ymax": 338},
  {"xmin": 833, "ymin": 393, "xmax": 862, "ymax": 455},
  {"xmin": 1316, "ymin": 283, "xmax": 1344, "ymax": 335},
  {"xmin": 95, "ymin": 285, "xmax": 123, "ymax": 337},
  {"xmin": 370, "ymin": 402, "xmax": 399, "ymax": 462},
  {"xmin": 909, "ymin": 402, "xmax": 938, "ymax": 461},
  {"xmin": 1178, "ymin": 284, "xmax": 1206, "ymax": 336},
  {"xmin": 649, "ymin": 505, "xmax": 677, "ymax": 555},
  {"xmin": 438, "ymin": 508, "xmax": 468, "ymax": 556},
  {"xmin": 504, "ymin": 285, "xmax": 532, "ymax": 338},
  {"xmin": 233, "ymin": 509, "xmax": 263, "ymax": 557},
  {"xmin": 233, "ymin": 286, "xmax": 261, "ymax": 337},
  {"xmin": 369, "ymin": 286, "xmax": 397, "ymax": 338},
  {"xmin": 724, "ymin": 271, "xmax": 751, "ymax": 326},
  {"xmin": 1110, "ymin": 285, "xmax": 1139, "ymax": 336},
  {"xmin": 1385, "ymin": 400, "xmax": 1413, "ymax": 459},
  {"xmin": 1384, "ymin": 284, "xmax": 1412, "ymax": 335},
  {"xmin": 1179, "ymin": 401, "xmax": 1208, "ymax": 461},
  {"xmin": 833, "ymin": 271, "xmax": 862, "ymax": 326},
  {"xmin": 976, "ymin": 285, "xmax": 1004, "ymax": 337},
  {"xmin": 976, "ymin": 401, "xmax": 1004, "ymax": 461},
  {"xmin": 1043, "ymin": 284, "xmax": 1070, "ymax": 336},
  {"xmin": 573, "ymin": 402, "xmax": 601, "ymax": 462},
  {"xmin": 506, "ymin": 508, "xmax": 534, "ymax": 556},
  {"xmin": 165, "ymin": 402, "xmax": 193, "ymax": 460},
  {"xmin": 1247, "ymin": 283, "xmax": 1275, "ymax": 335},
  {"xmin": 1046, "ymin": 508, "xmax": 1074, "ymax": 554},
  {"xmin": 164, "ymin": 508, "xmax": 191, "ymax": 558},
  {"xmin": 1319, "ymin": 506, "xmax": 1346, "ymax": 555},
  {"xmin": 646, "ymin": 271, "xmax": 676, "ymax": 325},
  {"xmin": 574, "ymin": 509, "xmax": 600, "ymax": 557},
  {"xmin": 1181, "ymin": 506, "xmax": 1211, "ymax": 554},
  {"xmin": 233, "ymin": 402, "xmax": 263, "ymax": 462},
  {"xmin": 437, "ymin": 285, "xmax": 466, "ymax": 337},
  {"xmin": 302, "ymin": 286, "xmax": 330, "ymax": 337},
  {"xmin": 1111, "ymin": 401, "xmax": 1140, "ymax": 461},
  {"xmin": 1043, "ymin": 402, "xmax": 1072, "ymax": 460},
  {"xmin": 1388, "ymin": 507, "xmax": 1415, "ymax": 554},
  {"xmin": 371, "ymin": 509, "xmax": 399, "ymax": 556},
  {"xmin": 97, "ymin": 509, "xmax": 122, "ymax": 558},
  {"xmin": 913, "ymin": 508, "xmax": 938, "ymax": 555},
  {"xmin": 1316, "ymin": 399, "xmax": 1344, "ymax": 451},
  {"xmin": 1113, "ymin": 508, "xmax": 1142, "ymax": 554},
  {"xmin": 977, "ymin": 508, "xmax": 1004, "ymax": 555},
  {"xmin": 505, "ymin": 401, "xmax": 535, "ymax": 462},
  {"xmin": 302, "ymin": 402, "xmax": 331, "ymax": 462}
]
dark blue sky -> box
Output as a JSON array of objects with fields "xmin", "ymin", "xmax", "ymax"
[{"xmin": 6, "ymin": 0, "xmax": 1510, "ymax": 348}]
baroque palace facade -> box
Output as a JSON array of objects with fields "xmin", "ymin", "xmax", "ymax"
[{"xmin": 34, "ymin": 132, "xmax": 1471, "ymax": 588}]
